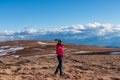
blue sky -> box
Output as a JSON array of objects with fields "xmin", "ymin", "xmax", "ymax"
[{"xmin": 0, "ymin": 0, "xmax": 120, "ymax": 32}]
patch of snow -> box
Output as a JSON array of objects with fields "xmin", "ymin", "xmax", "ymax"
[
  {"xmin": 14, "ymin": 55, "xmax": 20, "ymax": 58},
  {"xmin": 0, "ymin": 50, "xmax": 5, "ymax": 53},
  {"xmin": 0, "ymin": 46, "xmax": 24, "ymax": 56},
  {"xmin": 0, "ymin": 46, "xmax": 10, "ymax": 49},
  {"xmin": 65, "ymin": 50, "xmax": 72, "ymax": 52},
  {"xmin": 0, "ymin": 48, "xmax": 8, "ymax": 55},
  {"xmin": 75, "ymin": 51, "xmax": 92, "ymax": 54},
  {"xmin": 33, "ymin": 48, "xmax": 43, "ymax": 51},
  {"xmin": 9, "ymin": 47, "xmax": 24, "ymax": 51},
  {"xmin": 111, "ymin": 52, "xmax": 120, "ymax": 54},
  {"xmin": 65, "ymin": 49, "xmax": 78, "ymax": 52},
  {"xmin": 52, "ymin": 51, "xmax": 56, "ymax": 53},
  {"xmin": 38, "ymin": 42, "xmax": 47, "ymax": 45}
]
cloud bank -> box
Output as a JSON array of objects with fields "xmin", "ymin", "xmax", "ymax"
[{"xmin": 0, "ymin": 22, "xmax": 120, "ymax": 47}]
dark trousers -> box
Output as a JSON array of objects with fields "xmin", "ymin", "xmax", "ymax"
[{"xmin": 55, "ymin": 56, "xmax": 63, "ymax": 74}]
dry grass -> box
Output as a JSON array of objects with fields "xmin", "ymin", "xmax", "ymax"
[{"xmin": 0, "ymin": 40, "xmax": 120, "ymax": 80}]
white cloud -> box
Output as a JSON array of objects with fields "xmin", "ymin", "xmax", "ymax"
[
  {"xmin": 0, "ymin": 22, "xmax": 120, "ymax": 42},
  {"xmin": 19, "ymin": 35, "xmax": 25, "ymax": 39},
  {"xmin": 2, "ymin": 30, "xmax": 14, "ymax": 35},
  {"xmin": 22, "ymin": 28, "xmax": 38, "ymax": 34},
  {"xmin": 114, "ymin": 25, "xmax": 120, "ymax": 31},
  {"xmin": 72, "ymin": 24, "xmax": 85, "ymax": 30},
  {"xmin": 87, "ymin": 22, "xmax": 101, "ymax": 28}
]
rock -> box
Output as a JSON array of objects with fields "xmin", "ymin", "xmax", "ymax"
[
  {"xmin": 15, "ymin": 59, "xmax": 30, "ymax": 65},
  {"xmin": 0, "ymin": 60, "xmax": 4, "ymax": 65},
  {"xmin": 0, "ymin": 69, "xmax": 13, "ymax": 75},
  {"xmin": 31, "ymin": 67, "xmax": 36, "ymax": 70},
  {"xmin": 72, "ymin": 59, "xmax": 80, "ymax": 63},
  {"xmin": 12, "ymin": 67, "xmax": 21, "ymax": 73},
  {"xmin": 75, "ymin": 66, "xmax": 89, "ymax": 70},
  {"xmin": 42, "ymin": 67, "xmax": 49, "ymax": 69},
  {"xmin": 118, "ymin": 68, "xmax": 120, "ymax": 71},
  {"xmin": 111, "ymin": 77, "xmax": 120, "ymax": 80}
]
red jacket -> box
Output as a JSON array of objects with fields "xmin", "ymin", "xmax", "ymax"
[{"xmin": 56, "ymin": 44, "xmax": 64, "ymax": 58}]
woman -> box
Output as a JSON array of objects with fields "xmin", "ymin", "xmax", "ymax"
[{"xmin": 54, "ymin": 39, "xmax": 64, "ymax": 76}]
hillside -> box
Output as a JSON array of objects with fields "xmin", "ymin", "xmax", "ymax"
[{"xmin": 0, "ymin": 40, "xmax": 120, "ymax": 80}]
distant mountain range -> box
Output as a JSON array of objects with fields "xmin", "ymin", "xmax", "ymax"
[{"xmin": 0, "ymin": 22, "xmax": 120, "ymax": 47}]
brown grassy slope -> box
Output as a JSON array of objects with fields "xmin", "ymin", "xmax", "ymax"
[
  {"xmin": 0, "ymin": 40, "xmax": 120, "ymax": 56},
  {"xmin": 0, "ymin": 40, "xmax": 120, "ymax": 80}
]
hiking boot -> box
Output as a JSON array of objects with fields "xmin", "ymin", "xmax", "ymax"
[
  {"xmin": 54, "ymin": 71, "xmax": 58, "ymax": 76},
  {"xmin": 60, "ymin": 73, "xmax": 64, "ymax": 76}
]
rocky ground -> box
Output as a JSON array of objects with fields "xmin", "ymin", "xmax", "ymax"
[{"xmin": 0, "ymin": 40, "xmax": 120, "ymax": 80}]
